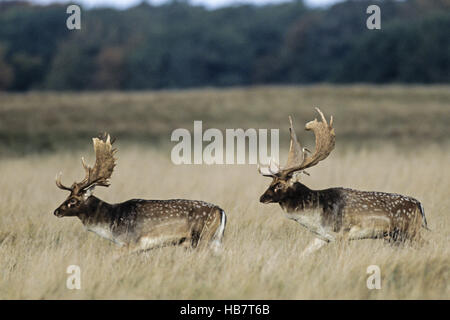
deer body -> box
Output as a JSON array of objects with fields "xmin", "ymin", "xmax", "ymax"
[
  {"xmin": 80, "ymin": 198, "xmax": 225, "ymax": 252},
  {"xmin": 273, "ymin": 183, "xmax": 425, "ymax": 243},
  {"xmin": 258, "ymin": 108, "xmax": 428, "ymax": 256},
  {"xmin": 54, "ymin": 134, "xmax": 226, "ymax": 254}
]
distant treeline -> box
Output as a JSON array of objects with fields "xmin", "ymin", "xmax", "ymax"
[{"xmin": 0, "ymin": 0, "xmax": 449, "ymax": 91}]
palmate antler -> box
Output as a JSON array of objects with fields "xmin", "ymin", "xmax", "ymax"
[
  {"xmin": 258, "ymin": 108, "xmax": 335, "ymax": 178},
  {"xmin": 56, "ymin": 133, "xmax": 117, "ymax": 193}
]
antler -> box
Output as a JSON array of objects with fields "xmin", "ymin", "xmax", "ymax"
[
  {"xmin": 284, "ymin": 115, "xmax": 307, "ymax": 170},
  {"xmin": 76, "ymin": 132, "xmax": 117, "ymax": 191},
  {"xmin": 258, "ymin": 108, "xmax": 335, "ymax": 178},
  {"xmin": 55, "ymin": 172, "xmax": 72, "ymax": 191},
  {"xmin": 55, "ymin": 133, "xmax": 117, "ymax": 193},
  {"xmin": 257, "ymin": 159, "xmax": 281, "ymax": 177},
  {"xmin": 285, "ymin": 108, "xmax": 335, "ymax": 175}
]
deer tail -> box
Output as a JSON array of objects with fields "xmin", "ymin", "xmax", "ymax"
[{"xmin": 419, "ymin": 203, "xmax": 430, "ymax": 231}]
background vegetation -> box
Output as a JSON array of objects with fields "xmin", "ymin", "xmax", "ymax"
[{"xmin": 0, "ymin": 0, "xmax": 449, "ymax": 91}]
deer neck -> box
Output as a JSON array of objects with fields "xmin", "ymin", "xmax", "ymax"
[
  {"xmin": 76, "ymin": 196, "xmax": 127, "ymax": 245},
  {"xmin": 77, "ymin": 196, "xmax": 114, "ymax": 228},
  {"xmin": 279, "ymin": 183, "xmax": 336, "ymax": 242},
  {"xmin": 279, "ymin": 182, "xmax": 320, "ymax": 213}
]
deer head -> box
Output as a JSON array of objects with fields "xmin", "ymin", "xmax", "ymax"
[
  {"xmin": 258, "ymin": 108, "xmax": 335, "ymax": 203},
  {"xmin": 54, "ymin": 133, "xmax": 117, "ymax": 217}
]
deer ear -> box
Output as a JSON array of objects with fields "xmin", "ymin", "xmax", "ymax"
[{"xmin": 83, "ymin": 186, "xmax": 95, "ymax": 200}]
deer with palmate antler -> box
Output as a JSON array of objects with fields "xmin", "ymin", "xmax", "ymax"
[
  {"xmin": 54, "ymin": 133, "xmax": 226, "ymax": 254},
  {"xmin": 258, "ymin": 108, "xmax": 428, "ymax": 256}
]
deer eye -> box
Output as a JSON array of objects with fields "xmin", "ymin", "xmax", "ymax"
[
  {"xmin": 274, "ymin": 183, "xmax": 282, "ymax": 191},
  {"xmin": 69, "ymin": 199, "xmax": 78, "ymax": 205}
]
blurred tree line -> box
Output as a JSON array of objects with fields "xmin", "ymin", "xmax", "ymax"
[{"xmin": 0, "ymin": 0, "xmax": 448, "ymax": 91}]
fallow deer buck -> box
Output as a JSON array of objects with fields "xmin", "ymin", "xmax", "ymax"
[
  {"xmin": 54, "ymin": 133, "xmax": 226, "ymax": 254},
  {"xmin": 258, "ymin": 108, "xmax": 428, "ymax": 256}
]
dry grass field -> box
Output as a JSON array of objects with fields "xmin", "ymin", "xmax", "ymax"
[{"xmin": 0, "ymin": 85, "xmax": 449, "ymax": 299}]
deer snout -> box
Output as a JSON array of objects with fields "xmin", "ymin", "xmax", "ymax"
[
  {"xmin": 260, "ymin": 194, "xmax": 272, "ymax": 204},
  {"xmin": 54, "ymin": 209, "xmax": 63, "ymax": 217}
]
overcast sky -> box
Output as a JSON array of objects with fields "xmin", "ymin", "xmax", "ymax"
[{"xmin": 29, "ymin": 0, "xmax": 344, "ymax": 10}]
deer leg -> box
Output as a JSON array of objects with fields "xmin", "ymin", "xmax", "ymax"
[{"xmin": 300, "ymin": 238, "xmax": 328, "ymax": 257}]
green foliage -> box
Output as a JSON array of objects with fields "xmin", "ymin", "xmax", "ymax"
[
  {"xmin": 0, "ymin": 0, "xmax": 448, "ymax": 91},
  {"xmin": 337, "ymin": 11, "xmax": 450, "ymax": 83},
  {"xmin": 0, "ymin": 3, "xmax": 70, "ymax": 89}
]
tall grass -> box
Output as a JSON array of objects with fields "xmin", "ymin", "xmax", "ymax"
[{"xmin": 0, "ymin": 145, "xmax": 448, "ymax": 299}]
